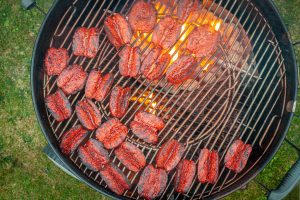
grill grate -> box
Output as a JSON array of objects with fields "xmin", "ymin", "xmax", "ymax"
[{"xmin": 42, "ymin": 0, "xmax": 286, "ymax": 199}]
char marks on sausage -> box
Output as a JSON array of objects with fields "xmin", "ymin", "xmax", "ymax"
[
  {"xmin": 104, "ymin": 14, "xmax": 132, "ymax": 49},
  {"xmin": 44, "ymin": 48, "xmax": 69, "ymax": 76},
  {"xmin": 128, "ymin": 1, "xmax": 157, "ymax": 33},
  {"xmin": 96, "ymin": 118, "xmax": 128, "ymax": 149},
  {"xmin": 152, "ymin": 17, "xmax": 181, "ymax": 49},
  {"xmin": 57, "ymin": 64, "xmax": 87, "ymax": 95},
  {"xmin": 76, "ymin": 99, "xmax": 102, "ymax": 130},
  {"xmin": 45, "ymin": 89, "xmax": 72, "ymax": 122}
]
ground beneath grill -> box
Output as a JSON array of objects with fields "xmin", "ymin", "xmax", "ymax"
[{"xmin": 0, "ymin": 0, "xmax": 299, "ymax": 199}]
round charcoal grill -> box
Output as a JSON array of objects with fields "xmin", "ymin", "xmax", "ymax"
[{"xmin": 29, "ymin": 0, "xmax": 298, "ymax": 199}]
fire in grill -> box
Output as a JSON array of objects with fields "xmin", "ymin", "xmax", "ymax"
[{"xmin": 32, "ymin": 0, "xmax": 296, "ymax": 199}]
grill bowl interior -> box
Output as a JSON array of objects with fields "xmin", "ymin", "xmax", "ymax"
[{"xmin": 31, "ymin": 0, "xmax": 297, "ymax": 199}]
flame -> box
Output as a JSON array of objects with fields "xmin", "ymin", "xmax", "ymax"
[
  {"xmin": 149, "ymin": 92, "xmax": 154, "ymax": 98},
  {"xmin": 180, "ymin": 24, "xmax": 188, "ymax": 42},
  {"xmin": 155, "ymin": 2, "xmax": 166, "ymax": 15},
  {"xmin": 171, "ymin": 52, "xmax": 179, "ymax": 63},
  {"xmin": 149, "ymin": 101, "xmax": 157, "ymax": 114},
  {"xmin": 169, "ymin": 46, "xmax": 179, "ymax": 64},
  {"xmin": 214, "ymin": 21, "xmax": 221, "ymax": 31},
  {"xmin": 203, "ymin": 64, "xmax": 209, "ymax": 72},
  {"xmin": 131, "ymin": 92, "xmax": 158, "ymax": 114},
  {"xmin": 211, "ymin": 20, "xmax": 222, "ymax": 31},
  {"xmin": 168, "ymin": 23, "xmax": 194, "ymax": 64}
]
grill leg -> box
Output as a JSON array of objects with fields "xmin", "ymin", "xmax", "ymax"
[{"xmin": 43, "ymin": 145, "xmax": 82, "ymax": 181}]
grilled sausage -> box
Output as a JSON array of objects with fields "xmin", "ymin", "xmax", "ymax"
[
  {"xmin": 73, "ymin": 27, "xmax": 100, "ymax": 58},
  {"xmin": 174, "ymin": 159, "xmax": 196, "ymax": 193},
  {"xmin": 224, "ymin": 139, "xmax": 252, "ymax": 173},
  {"xmin": 185, "ymin": 25, "xmax": 221, "ymax": 58},
  {"xmin": 78, "ymin": 138, "xmax": 109, "ymax": 171},
  {"xmin": 57, "ymin": 64, "xmax": 87, "ymax": 95},
  {"xmin": 44, "ymin": 48, "xmax": 69, "ymax": 76},
  {"xmin": 104, "ymin": 14, "xmax": 132, "ymax": 49},
  {"xmin": 143, "ymin": 52, "xmax": 171, "ymax": 81},
  {"xmin": 128, "ymin": 0, "xmax": 157, "ymax": 33},
  {"xmin": 166, "ymin": 55, "xmax": 198, "ymax": 84},
  {"xmin": 152, "ymin": 16, "xmax": 181, "ymax": 49},
  {"xmin": 130, "ymin": 121, "xmax": 158, "ymax": 144},
  {"xmin": 138, "ymin": 165, "xmax": 168, "ymax": 199},
  {"xmin": 45, "ymin": 89, "xmax": 72, "ymax": 122},
  {"xmin": 75, "ymin": 99, "xmax": 102, "ymax": 130},
  {"xmin": 177, "ymin": 0, "xmax": 200, "ymax": 23},
  {"xmin": 85, "ymin": 70, "xmax": 114, "ymax": 101},
  {"xmin": 119, "ymin": 45, "xmax": 141, "ymax": 77},
  {"xmin": 197, "ymin": 148, "xmax": 219, "ymax": 184},
  {"xmin": 141, "ymin": 45, "xmax": 162, "ymax": 73},
  {"xmin": 96, "ymin": 118, "xmax": 128, "ymax": 149},
  {"xmin": 115, "ymin": 141, "xmax": 146, "ymax": 172},
  {"xmin": 99, "ymin": 163, "xmax": 131, "ymax": 195},
  {"xmin": 156, "ymin": 139, "xmax": 185, "ymax": 171},
  {"xmin": 134, "ymin": 111, "xmax": 165, "ymax": 131},
  {"xmin": 60, "ymin": 125, "xmax": 88, "ymax": 155},
  {"xmin": 109, "ymin": 86, "xmax": 131, "ymax": 118}
]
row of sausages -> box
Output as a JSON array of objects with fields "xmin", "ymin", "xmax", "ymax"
[{"xmin": 60, "ymin": 122, "xmax": 252, "ymax": 199}]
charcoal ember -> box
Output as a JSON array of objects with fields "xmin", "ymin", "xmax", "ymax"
[
  {"xmin": 197, "ymin": 148, "xmax": 219, "ymax": 184},
  {"xmin": 119, "ymin": 45, "xmax": 141, "ymax": 77},
  {"xmin": 134, "ymin": 111, "xmax": 165, "ymax": 131},
  {"xmin": 224, "ymin": 139, "xmax": 252, "ymax": 173},
  {"xmin": 100, "ymin": 163, "xmax": 131, "ymax": 195},
  {"xmin": 109, "ymin": 86, "xmax": 131, "ymax": 118},
  {"xmin": 138, "ymin": 164, "xmax": 168, "ymax": 199},
  {"xmin": 141, "ymin": 45, "xmax": 162, "ymax": 73},
  {"xmin": 152, "ymin": 17, "xmax": 181, "ymax": 49},
  {"xmin": 185, "ymin": 25, "xmax": 221, "ymax": 58},
  {"xmin": 166, "ymin": 55, "xmax": 198, "ymax": 84},
  {"xmin": 76, "ymin": 99, "xmax": 102, "ymax": 130},
  {"xmin": 130, "ymin": 121, "xmax": 158, "ymax": 144},
  {"xmin": 57, "ymin": 64, "xmax": 87, "ymax": 95},
  {"xmin": 96, "ymin": 118, "xmax": 128, "ymax": 149},
  {"xmin": 60, "ymin": 125, "xmax": 88, "ymax": 155},
  {"xmin": 44, "ymin": 48, "xmax": 69, "ymax": 76},
  {"xmin": 128, "ymin": 0, "xmax": 157, "ymax": 33},
  {"xmin": 45, "ymin": 89, "xmax": 72, "ymax": 122},
  {"xmin": 174, "ymin": 159, "xmax": 196, "ymax": 193},
  {"xmin": 104, "ymin": 14, "xmax": 132, "ymax": 49},
  {"xmin": 156, "ymin": 139, "xmax": 185, "ymax": 171},
  {"xmin": 143, "ymin": 52, "xmax": 171, "ymax": 81},
  {"xmin": 115, "ymin": 141, "xmax": 146, "ymax": 172},
  {"xmin": 85, "ymin": 70, "xmax": 114, "ymax": 101},
  {"xmin": 78, "ymin": 138, "xmax": 109, "ymax": 171},
  {"xmin": 177, "ymin": 0, "xmax": 200, "ymax": 23},
  {"xmin": 73, "ymin": 27, "xmax": 100, "ymax": 58}
]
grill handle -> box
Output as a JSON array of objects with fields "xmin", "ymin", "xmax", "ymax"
[
  {"xmin": 21, "ymin": 0, "xmax": 46, "ymax": 15},
  {"xmin": 268, "ymin": 154, "xmax": 300, "ymax": 199}
]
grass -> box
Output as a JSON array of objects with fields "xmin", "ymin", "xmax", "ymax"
[{"xmin": 0, "ymin": 0, "xmax": 299, "ymax": 199}]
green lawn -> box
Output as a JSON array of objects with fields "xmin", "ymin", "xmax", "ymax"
[{"xmin": 0, "ymin": 0, "xmax": 299, "ymax": 199}]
